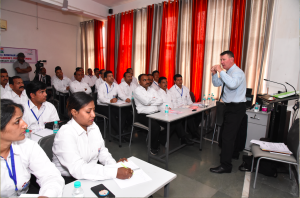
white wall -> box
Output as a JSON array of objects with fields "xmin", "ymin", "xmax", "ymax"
[
  {"xmin": 1, "ymin": 0, "xmax": 95, "ymax": 79},
  {"xmin": 111, "ymin": 0, "xmax": 163, "ymax": 14}
]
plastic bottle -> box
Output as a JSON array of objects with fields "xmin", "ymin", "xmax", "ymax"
[
  {"xmin": 211, "ymin": 93, "xmax": 214, "ymax": 101},
  {"xmin": 53, "ymin": 121, "xmax": 59, "ymax": 134},
  {"xmin": 202, "ymin": 94, "xmax": 206, "ymax": 106},
  {"xmin": 207, "ymin": 94, "xmax": 211, "ymax": 106},
  {"xmin": 72, "ymin": 181, "xmax": 84, "ymax": 197},
  {"xmin": 132, "ymin": 92, "xmax": 134, "ymax": 100},
  {"xmin": 254, "ymin": 102, "xmax": 259, "ymax": 112},
  {"xmin": 25, "ymin": 129, "xmax": 31, "ymax": 139},
  {"xmin": 165, "ymin": 105, "xmax": 169, "ymax": 116}
]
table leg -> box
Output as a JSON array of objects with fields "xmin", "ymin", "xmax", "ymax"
[
  {"xmin": 109, "ymin": 105, "xmax": 111, "ymax": 142},
  {"xmin": 119, "ymin": 107, "xmax": 122, "ymax": 147},
  {"xmin": 165, "ymin": 122, "xmax": 170, "ymax": 170},
  {"xmin": 200, "ymin": 111, "xmax": 204, "ymax": 151},
  {"xmin": 58, "ymin": 94, "xmax": 61, "ymax": 115},
  {"xmin": 148, "ymin": 118, "xmax": 151, "ymax": 163},
  {"xmin": 269, "ymin": 103, "xmax": 277, "ymax": 141},
  {"xmin": 164, "ymin": 183, "xmax": 170, "ymax": 197}
]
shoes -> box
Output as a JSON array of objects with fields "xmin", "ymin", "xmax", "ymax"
[
  {"xmin": 210, "ymin": 165, "xmax": 232, "ymax": 174},
  {"xmin": 150, "ymin": 148, "xmax": 159, "ymax": 156},
  {"xmin": 181, "ymin": 136, "xmax": 194, "ymax": 146}
]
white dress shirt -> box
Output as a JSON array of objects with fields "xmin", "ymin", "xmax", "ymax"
[
  {"xmin": 95, "ymin": 78, "xmax": 105, "ymax": 93},
  {"xmin": 97, "ymin": 82, "xmax": 127, "ymax": 106},
  {"xmin": 91, "ymin": 75, "xmax": 100, "ymax": 86},
  {"xmin": 121, "ymin": 76, "xmax": 138, "ymax": 85},
  {"xmin": 51, "ymin": 75, "xmax": 58, "ymax": 84},
  {"xmin": 0, "ymin": 82, "xmax": 11, "ymax": 97},
  {"xmin": 52, "ymin": 118, "xmax": 118, "ymax": 180},
  {"xmin": 169, "ymin": 84, "xmax": 193, "ymax": 108},
  {"xmin": 119, "ymin": 81, "xmax": 137, "ymax": 99},
  {"xmin": 1, "ymin": 139, "xmax": 64, "ymax": 197},
  {"xmin": 70, "ymin": 80, "xmax": 92, "ymax": 94},
  {"xmin": 133, "ymin": 86, "xmax": 163, "ymax": 114},
  {"xmin": 157, "ymin": 88, "xmax": 174, "ymax": 112},
  {"xmin": 2, "ymin": 90, "xmax": 28, "ymax": 104},
  {"xmin": 150, "ymin": 81, "xmax": 160, "ymax": 91},
  {"xmin": 23, "ymin": 100, "xmax": 60, "ymax": 131},
  {"xmin": 53, "ymin": 76, "xmax": 71, "ymax": 94},
  {"xmin": 72, "ymin": 75, "xmax": 94, "ymax": 87}
]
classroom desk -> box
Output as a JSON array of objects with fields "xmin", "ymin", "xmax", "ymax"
[
  {"xmin": 62, "ymin": 156, "xmax": 177, "ymax": 197},
  {"xmin": 108, "ymin": 102, "xmax": 132, "ymax": 147},
  {"xmin": 147, "ymin": 104, "xmax": 216, "ymax": 170},
  {"xmin": 31, "ymin": 129, "xmax": 53, "ymax": 142}
]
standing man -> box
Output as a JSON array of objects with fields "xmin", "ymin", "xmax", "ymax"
[
  {"xmin": 34, "ymin": 67, "xmax": 51, "ymax": 87},
  {"xmin": 0, "ymin": 68, "xmax": 10, "ymax": 97},
  {"xmin": 13, "ymin": 53, "xmax": 32, "ymax": 88},
  {"xmin": 210, "ymin": 50, "xmax": 246, "ymax": 174},
  {"xmin": 151, "ymin": 70, "xmax": 160, "ymax": 91},
  {"xmin": 2, "ymin": 76, "xmax": 28, "ymax": 104}
]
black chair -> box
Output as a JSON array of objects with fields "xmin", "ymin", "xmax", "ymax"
[
  {"xmin": 38, "ymin": 134, "xmax": 56, "ymax": 161},
  {"xmin": 211, "ymin": 101, "xmax": 225, "ymax": 144},
  {"xmin": 93, "ymin": 92, "xmax": 108, "ymax": 138},
  {"xmin": 190, "ymin": 91, "xmax": 196, "ymax": 103}
]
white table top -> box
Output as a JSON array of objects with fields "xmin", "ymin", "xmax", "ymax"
[
  {"xmin": 108, "ymin": 102, "xmax": 132, "ymax": 107},
  {"xmin": 62, "ymin": 156, "xmax": 177, "ymax": 197},
  {"xmin": 33, "ymin": 128, "xmax": 54, "ymax": 137},
  {"xmin": 147, "ymin": 104, "xmax": 216, "ymax": 122},
  {"xmin": 31, "ymin": 134, "xmax": 42, "ymax": 142}
]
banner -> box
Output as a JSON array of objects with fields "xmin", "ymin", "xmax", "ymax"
[{"xmin": 0, "ymin": 47, "xmax": 38, "ymax": 64}]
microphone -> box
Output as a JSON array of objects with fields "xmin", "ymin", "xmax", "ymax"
[
  {"xmin": 285, "ymin": 82, "xmax": 298, "ymax": 96},
  {"xmin": 264, "ymin": 79, "xmax": 287, "ymax": 93}
]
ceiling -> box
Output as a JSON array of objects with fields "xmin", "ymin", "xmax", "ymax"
[{"xmin": 92, "ymin": 0, "xmax": 137, "ymax": 8}]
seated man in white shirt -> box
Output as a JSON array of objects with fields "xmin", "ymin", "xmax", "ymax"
[
  {"xmin": 70, "ymin": 70, "xmax": 92, "ymax": 94},
  {"xmin": 23, "ymin": 81, "xmax": 60, "ymax": 131},
  {"xmin": 133, "ymin": 74, "xmax": 165, "ymax": 155},
  {"xmin": 147, "ymin": 74, "xmax": 154, "ymax": 87},
  {"xmin": 121, "ymin": 68, "xmax": 138, "ymax": 85},
  {"xmin": 158, "ymin": 77, "xmax": 193, "ymax": 145},
  {"xmin": 96, "ymin": 71, "xmax": 130, "ymax": 139},
  {"xmin": 150, "ymin": 70, "xmax": 160, "ymax": 91},
  {"xmin": 95, "ymin": 69, "xmax": 106, "ymax": 92},
  {"xmin": 169, "ymin": 74, "xmax": 201, "ymax": 139},
  {"xmin": 88, "ymin": 68, "xmax": 93, "ymax": 78},
  {"xmin": 2, "ymin": 76, "xmax": 28, "ymax": 104},
  {"xmin": 51, "ymin": 66, "xmax": 62, "ymax": 84},
  {"xmin": 0, "ymin": 68, "xmax": 10, "ymax": 97},
  {"xmin": 91, "ymin": 68, "xmax": 100, "ymax": 92},
  {"xmin": 71, "ymin": 67, "xmax": 94, "ymax": 87}
]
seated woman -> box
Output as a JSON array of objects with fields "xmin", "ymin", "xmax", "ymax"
[
  {"xmin": 0, "ymin": 99, "xmax": 64, "ymax": 197},
  {"xmin": 52, "ymin": 92, "xmax": 133, "ymax": 184}
]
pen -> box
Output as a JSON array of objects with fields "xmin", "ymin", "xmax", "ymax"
[{"xmin": 121, "ymin": 163, "xmax": 134, "ymax": 174}]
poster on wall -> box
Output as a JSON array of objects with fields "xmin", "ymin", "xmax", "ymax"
[{"xmin": 0, "ymin": 47, "xmax": 38, "ymax": 63}]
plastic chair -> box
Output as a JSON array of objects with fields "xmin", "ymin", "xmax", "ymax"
[
  {"xmin": 251, "ymin": 118, "xmax": 299, "ymax": 188},
  {"xmin": 38, "ymin": 134, "xmax": 56, "ymax": 161},
  {"xmin": 93, "ymin": 92, "xmax": 108, "ymax": 138},
  {"xmin": 211, "ymin": 101, "xmax": 225, "ymax": 144}
]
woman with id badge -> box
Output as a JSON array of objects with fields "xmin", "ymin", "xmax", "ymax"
[{"xmin": 0, "ymin": 99, "xmax": 64, "ymax": 197}]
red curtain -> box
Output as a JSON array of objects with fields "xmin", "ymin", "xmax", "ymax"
[
  {"xmin": 146, "ymin": 5, "xmax": 154, "ymax": 74},
  {"xmin": 106, "ymin": 15, "xmax": 115, "ymax": 73},
  {"xmin": 190, "ymin": 0, "xmax": 208, "ymax": 102},
  {"xmin": 229, "ymin": 0, "xmax": 246, "ymax": 68},
  {"xmin": 117, "ymin": 11, "xmax": 134, "ymax": 83},
  {"xmin": 158, "ymin": 0, "xmax": 179, "ymax": 88},
  {"xmin": 94, "ymin": 19, "xmax": 105, "ymax": 70}
]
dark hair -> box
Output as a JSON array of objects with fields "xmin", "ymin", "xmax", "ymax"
[
  {"xmin": 123, "ymin": 72, "xmax": 131, "ymax": 78},
  {"xmin": 173, "ymin": 74, "xmax": 182, "ymax": 81},
  {"xmin": 147, "ymin": 74, "xmax": 153, "ymax": 76},
  {"xmin": 126, "ymin": 68, "xmax": 133, "ymax": 72},
  {"xmin": 67, "ymin": 92, "xmax": 94, "ymax": 118},
  {"xmin": 55, "ymin": 66, "xmax": 62, "ymax": 72},
  {"xmin": 94, "ymin": 68, "xmax": 99, "ymax": 73},
  {"xmin": 26, "ymin": 81, "xmax": 47, "ymax": 99},
  {"xmin": 88, "ymin": 68, "xmax": 92, "ymax": 71},
  {"xmin": 9, "ymin": 76, "xmax": 22, "ymax": 85},
  {"xmin": 76, "ymin": 67, "xmax": 83, "ymax": 72},
  {"xmin": 74, "ymin": 70, "xmax": 81, "ymax": 76},
  {"xmin": 152, "ymin": 70, "xmax": 159, "ymax": 76},
  {"xmin": 100, "ymin": 69, "xmax": 106, "ymax": 75},
  {"xmin": 1, "ymin": 68, "xmax": 7, "ymax": 73},
  {"xmin": 158, "ymin": 77, "xmax": 167, "ymax": 83},
  {"xmin": 138, "ymin": 74, "xmax": 145, "ymax": 81},
  {"xmin": 17, "ymin": 53, "xmax": 25, "ymax": 57},
  {"xmin": 104, "ymin": 71, "xmax": 112, "ymax": 78},
  {"xmin": 220, "ymin": 50, "xmax": 234, "ymax": 58},
  {"xmin": 1, "ymin": 99, "xmax": 24, "ymax": 131}
]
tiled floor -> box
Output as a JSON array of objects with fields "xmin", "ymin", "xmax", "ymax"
[{"xmin": 94, "ymin": 120, "xmax": 299, "ymax": 198}]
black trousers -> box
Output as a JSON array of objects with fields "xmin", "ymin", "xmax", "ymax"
[
  {"xmin": 220, "ymin": 102, "xmax": 246, "ymax": 169},
  {"xmin": 159, "ymin": 119, "xmax": 188, "ymax": 145},
  {"xmin": 56, "ymin": 94, "xmax": 69, "ymax": 115},
  {"xmin": 185, "ymin": 113, "xmax": 202, "ymax": 138},
  {"xmin": 96, "ymin": 105, "xmax": 129, "ymax": 134}
]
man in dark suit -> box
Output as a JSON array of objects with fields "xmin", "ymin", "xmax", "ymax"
[{"xmin": 34, "ymin": 67, "xmax": 51, "ymax": 87}]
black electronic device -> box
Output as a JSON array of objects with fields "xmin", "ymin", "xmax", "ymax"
[
  {"xmin": 108, "ymin": 9, "xmax": 113, "ymax": 14},
  {"xmin": 91, "ymin": 184, "xmax": 115, "ymax": 198},
  {"xmin": 246, "ymin": 88, "xmax": 252, "ymax": 95},
  {"xmin": 245, "ymin": 94, "xmax": 253, "ymax": 109},
  {"xmin": 34, "ymin": 60, "xmax": 47, "ymax": 78},
  {"xmin": 192, "ymin": 109, "xmax": 197, "ymax": 111}
]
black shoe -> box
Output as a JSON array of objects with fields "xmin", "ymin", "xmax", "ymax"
[
  {"xmin": 210, "ymin": 165, "xmax": 232, "ymax": 174},
  {"xmin": 150, "ymin": 148, "xmax": 159, "ymax": 155},
  {"xmin": 181, "ymin": 136, "xmax": 194, "ymax": 146}
]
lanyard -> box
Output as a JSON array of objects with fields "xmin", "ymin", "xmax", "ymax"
[
  {"xmin": 28, "ymin": 100, "xmax": 45, "ymax": 124},
  {"xmin": 176, "ymin": 85, "xmax": 183, "ymax": 98},
  {"xmin": 105, "ymin": 83, "xmax": 114, "ymax": 94},
  {"xmin": 1, "ymin": 145, "xmax": 18, "ymax": 191},
  {"xmin": 153, "ymin": 81, "xmax": 159, "ymax": 87}
]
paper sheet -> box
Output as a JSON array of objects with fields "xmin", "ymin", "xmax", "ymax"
[
  {"xmin": 107, "ymin": 160, "xmax": 140, "ymax": 170},
  {"xmin": 115, "ymin": 100, "xmax": 128, "ymax": 104},
  {"xmin": 113, "ymin": 169, "xmax": 152, "ymax": 189},
  {"xmin": 19, "ymin": 194, "xmax": 39, "ymax": 197},
  {"xmin": 169, "ymin": 110, "xmax": 183, "ymax": 115},
  {"xmin": 250, "ymin": 139, "xmax": 292, "ymax": 154}
]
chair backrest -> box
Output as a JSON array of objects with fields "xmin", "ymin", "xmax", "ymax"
[
  {"xmin": 92, "ymin": 92, "xmax": 98, "ymax": 105},
  {"xmin": 131, "ymin": 99, "xmax": 138, "ymax": 123},
  {"xmin": 38, "ymin": 134, "xmax": 56, "ymax": 161},
  {"xmin": 215, "ymin": 101, "xmax": 225, "ymax": 126},
  {"xmin": 287, "ymin": 118, "xmax": 299, "ymax": 160},
  {"xmin": 52, "ymin": 85, "xmax": 57, "ymax": 96},
  {"xmin": 190, "ymin": 91, "xmax": 196, "ymax": 103}
]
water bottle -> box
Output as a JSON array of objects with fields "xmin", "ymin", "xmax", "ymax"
[
  {"xmin": 53, "ymin": 121, "xmax": 59, "ymax": 134},
  {"xmin": 211, "ymin": 98, "xmax": 215, "ymax": 106},
  {"xmin": 207, "ymin": 94, "xmax": 211, "ymax": 106},
  {"xmin": 132, "ymin": 92, "xmax": 134, "ymax": 100},
  {"xmin": 72, "ymin": 181, "xmax": 84, "ymax": 197},
  {"xmin": 25, "ymin": 129, "xmax": 31, "ymax": 139},
  {"xmin": 165, "ymin": 105, "xmax": 169, "ymax": 116},
  {"xmin": 202, "ymin": 94, "xmax": 206, "ymax": 106},
  {"xmin": 211, "ymin": 93, "xmax": 214, "ymax": 101}
]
